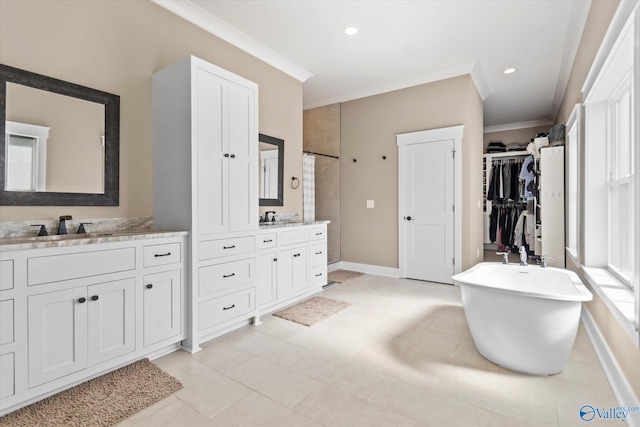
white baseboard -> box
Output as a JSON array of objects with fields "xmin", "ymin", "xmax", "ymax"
[
  {"xmin": 328, "ymin": 261, "xmax": 400, "ymax": 278},
  {"xmin": 581, "ymin": 308, "xmax": 640, "ymax": 427}
]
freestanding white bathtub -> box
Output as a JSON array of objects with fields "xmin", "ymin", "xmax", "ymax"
[{"xmin": 452, "ymin": 262, "xmax": 593, "ymax": 375}]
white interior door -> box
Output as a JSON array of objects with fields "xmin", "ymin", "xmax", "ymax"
[{"xmin": 400, "ymin": 138, "xmax": 455, "ymax": 284}]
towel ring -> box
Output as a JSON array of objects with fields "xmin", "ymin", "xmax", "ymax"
[{"xmin": 291, "ymin": 177, "xmax": 300, "ymax": 189}]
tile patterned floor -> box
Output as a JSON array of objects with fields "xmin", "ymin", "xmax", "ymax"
[{"xmin": 117, "ymin": 274, "xmax": 618, "ymax": 427}]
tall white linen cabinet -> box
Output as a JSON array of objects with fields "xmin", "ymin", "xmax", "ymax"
[{"xmin": 152, "ymin": 56, "xmax": 259, "ymax": 352}]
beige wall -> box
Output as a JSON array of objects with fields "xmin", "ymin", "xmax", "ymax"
[
  {"xmin": 555, "ymin": 0, "xmax": 640, "ymax": 400},
  {"xmin": 0, "ymin": 0, "xmax": 303, "ymax": 221},
  {"xmin": 483, "ymin": 125, "xmax": 551, "ymax": 154},
  {"xmin": 303, "ymin": 104, "xmax": 341, "ymax": 264},
  {"xmin": 340, "ymin": 75, "xmax": 483, "ymax": 270}
]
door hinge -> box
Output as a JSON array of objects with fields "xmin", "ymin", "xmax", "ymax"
[
  {"xmin": 452, "ymin": 150, "xmax": 456, "ymax": 158},
  {"xmin": 452, "ymin": 258, "xmax": 455, "ymax": 265},
  {"xmin": 452, "ymin": 204, "xmax": 455, "ymax": 212}
]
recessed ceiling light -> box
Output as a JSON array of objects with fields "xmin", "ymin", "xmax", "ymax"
[
  {"xmin": 503, "ymin": 67, "xmax": 517, "ymax": 74},
  {"xmin": 344, "ymin": 26, "xmax": 358, "ymax": 36}
]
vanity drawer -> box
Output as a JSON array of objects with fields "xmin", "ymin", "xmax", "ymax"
[
  {"xmin": 199, "ymin": 236, "xmax": 255, "ymax": 260},
  {"xmin": 199, "ymin": 258, "xmax": 255, "ymax": 297},
  {"xmin": 0, "ymin": 352, "xmax": 15, "ymax": 399},
  {"xmin": 0, "ymin": 299, "xmax": 14, "ymax": 346},
  {"xmin": 198, "ymin": 288, "xmax": 255, "ymax": 331},
  {"xmin": 311, "ymin": 243, "xmax": 325, "ymax": 265},
  {"xmin": 143, "ymin": 242, "xmax": 181, "ymax": 267},
  {"xmin": 311, "ymin": 227, "xmax": 326, "ymax": 241},
  {"xmin": 311, "ymin": 265, "xmax": 326, "ymax": 286},
  {"xmin": 257, "ymin": 233, "xmax": 277, "ymax": 250},
  {"xmin": 279, "ymin": 229, "xmax": 310, "ymax": 246},
  {"xmin": 0, "ymin": 260, "xmax": 13, "ymax": 291},
  {"xmin": 28, "ymin": 247, "xmax": 136, "ymax": 286}
]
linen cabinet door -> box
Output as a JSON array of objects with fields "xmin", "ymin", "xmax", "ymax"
[
  {"xmin": 143, "ymin": 270, "xmax": 182, "ymax": 347},
  {"xmin": 227, "ymin": 81, "xmax": 256, "ymax": 233},
  {"xmin": 197, "ymin": 67, "xmax": 228, "ymax": 236},
  {"xmin": 28, "ymin": 288, "xmax": 88, "ymax": 388},
  {"xmin": 87, "ymin": 278, "xmax": 136, "ymax": 366}
]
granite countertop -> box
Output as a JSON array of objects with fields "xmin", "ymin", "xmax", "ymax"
[
  {"xmin": 258, "ymin": 220, "xmax": 330, "ymax": 230},
  {"xmin": 0, "ymin": 229, "xmax": 189, "ymax": 251}
]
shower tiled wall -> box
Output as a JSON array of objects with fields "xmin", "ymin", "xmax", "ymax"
[{"xmin": 303, "ymin": 104, "xmax": 341, "ymax": 264}]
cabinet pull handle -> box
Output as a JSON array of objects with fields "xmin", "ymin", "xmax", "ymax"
[
  {"xmin": 78, "ymin": 297, "xmax": 86, "ymax": 304},
  {"xmin": 223, "ymin": 304, "xmax": 235, "ymax": 311},
  {"xmin": 315, "ymin": 273, "xmax": 322, "ymax": 277},
  {"xmin": 316, "ymin": 232, "xmax": 322, "ymax": 235},
  {"xmin": 293, "ymin": 253, "xmax": 301, "ymax": 257},
  {"xmin": 223, "ymin": 273, "xmax": 236, "ymax": 278},
  {"xmin": 154, "ymin": 252, "xmax": 171, "ymax": 257},
  {"xmin": 223, "ymin": 245, "xmax": 236, "ymax": 249},
  {"xmin": 263, "ymin": 239, "xmax": 273, "ymax": 242},
  {"xmin": 230, "ymin": 154, "xmax": 236, "ymax": 158},
  {"xmin": 91, "ymin": 295, "xmax": 99, "ymax": 301},
  {"xmin": 146, "ymin": 284, "xmax": 153, "ymax": 289},
  {"xmin": 224, "ymin": 153, "xmax": 230, "ymax": 158},
  {"xmin": 315, "ymin": 251, "xmax": 322, "ymax": 255}
]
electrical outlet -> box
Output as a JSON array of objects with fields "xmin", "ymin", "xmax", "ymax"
[{"xmin": 366, "ymin": 200, "xmax": 374, "ymax": 208}]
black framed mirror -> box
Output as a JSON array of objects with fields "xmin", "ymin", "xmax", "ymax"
[
  {"xmin": 0, "ymin": 64, "xmax": 120, "ymax": 206},
  {"xmin": 258, "ymin": 133, "xmax": 284, "ymax": 206}
]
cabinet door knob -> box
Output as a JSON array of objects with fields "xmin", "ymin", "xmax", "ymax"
[
  {"xmin": 224, "ymin": 153, "xmax": 230, "ymax": 158},
  {"xmin": 230, "ymin": 154, "xmax": 236, "ymax": 158},
  {"xmin": 91, "ymin": 295, "xmax": 99, "ymax": 301},
  {"xmin": 146, "ymin": 284, "xmax": 153, "ymax": 289},
  {"xmin": 78, "ymin": 297, "xmax": 86, "ymax": 303},
  {"xmin": 273, "ymin": 258, "xmax": 277, "ymax": 262}
]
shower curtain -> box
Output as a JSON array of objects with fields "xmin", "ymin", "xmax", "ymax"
[{"xmin": 303, "ymin": 153, "xmax": 315, "ymax": 221}]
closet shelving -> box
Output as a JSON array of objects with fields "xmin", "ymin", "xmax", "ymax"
[{"xmin": 482, "ymin": 146, "xmax": 565, "ymax": 267}]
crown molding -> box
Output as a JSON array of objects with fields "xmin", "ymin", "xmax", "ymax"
[
  {"xmin": 151, "ymin": 0, "xmax": 314, "ymax": 83},
  {"xmin": 483, "ymin": 119, "xmax": 554, "ymax": 134}
]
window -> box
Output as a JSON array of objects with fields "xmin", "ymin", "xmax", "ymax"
[
  {"xmin": 582, "ymin": 1, "xmax": 639, "ymax": 346},
  {"xmin": 5, "ymin": 121, "xmax": 49, "ymax": 192},
  {"xmin": 566, "ymin": 104, "xmax": 580, "ymax": 261}
]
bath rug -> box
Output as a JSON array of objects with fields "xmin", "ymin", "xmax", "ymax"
[
  {"xmin": 273, "ymin": 296, "xmax": 351, "ymax": 326},
  {"xmin": 0, "ymin": 358, "xmax": 182, "ymax": 427},
  {"xmin": 328, "ymin": 269, "xmax": 364, "ymax": 283}
]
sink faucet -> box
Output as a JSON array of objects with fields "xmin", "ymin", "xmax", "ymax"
[
  {"xmin": 540, "ymin": 255, "xmax": 555, "ymax": 268},
  {"xmin": 496, "ymin": 251, "xmax": 510, "ymax": 264},
  {"xmin": 58, "ymin": 215, "xmax": 72, "ymax": 235},
  {"xmin": 263, "ymin": 211, "xmax": 276, "ymax": 222},
  {"xmin": 519, "ymin": 246, "xmax": 528, "ymax": 266}
]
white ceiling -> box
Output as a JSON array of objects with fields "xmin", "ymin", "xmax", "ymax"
[{"xmin": 155, "ymin": 0, "xmax": 592, "ymax": 128}]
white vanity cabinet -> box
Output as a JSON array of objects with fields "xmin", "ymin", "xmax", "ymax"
[
  {"xmin": 152, "ymin": 56, "xmax": 259, "ymax": 351},
  {"xmin": 257, "ymin": 223, "xmax": 328, "ymax": 314},
  {"xmin": 0, "ymin": 233, "xmax": 187, "ymax": 416}
]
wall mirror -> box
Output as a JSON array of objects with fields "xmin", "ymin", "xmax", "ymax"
[
  {"xmin": 0, "ymin": 64, "xmax": 120, "ymax": 206},
  {"xmin": 258, "ymin": 133, "xmax": 284, "ymax": 206}
]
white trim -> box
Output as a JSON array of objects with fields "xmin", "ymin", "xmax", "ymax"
[
  {"xmin": 396, "ymin": 125, "xmax": 464, "ymax": 282},
  {"xmin": 566, "ymin": 103, "xmax": 581, "ymax": 261},
  {"xmin": 583, "ymin": 267, "xmax": 639, "ymax": 347},
  {"xmin": 483, "ymin": 119, "xmax": 554, "ymax": 134},
  {"xmin": 582, "ymin": 0, "xmax": 640, "ymax": 98},
  {"xmin": 151, "ymin": 0, "xmax": 314, "ymax": 83},
  {"xmin": 581, "ymin": 308, "xmax": 640, "ymax": 426},
  {"xmin": 336, "ymin": 261, "xmax": 400, "ymax": 278}
]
